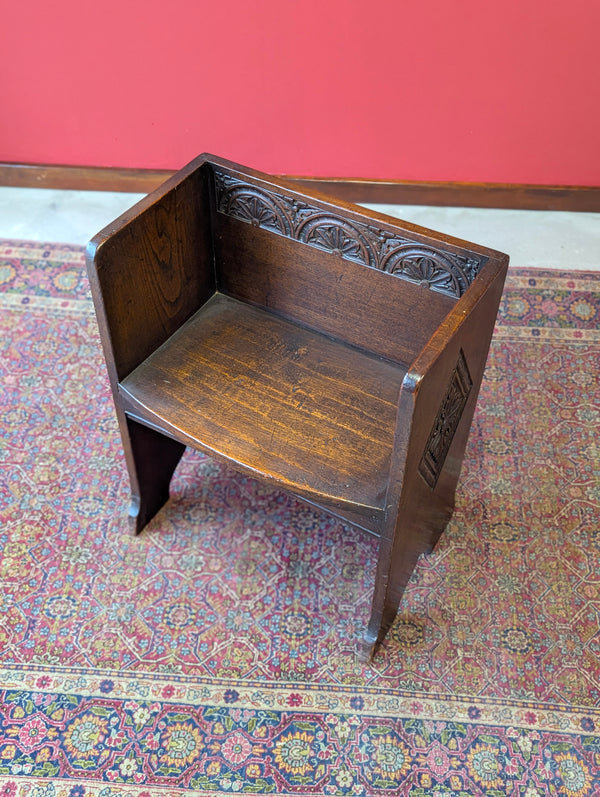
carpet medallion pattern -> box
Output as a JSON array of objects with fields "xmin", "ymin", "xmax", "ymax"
[{"xmin": 0, "ymin": 240, "xmax": 599, "ymax": 795}]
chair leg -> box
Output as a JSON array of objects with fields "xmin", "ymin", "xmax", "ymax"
[
  {"xmin": 359, "ymin": 487, "xmax": 457, "ymax": 662},
  {"xmin": 122, "ymin": 417, "xmax": 186, "ymax": 534},
  {"xmin": 359, "ymin": 532, "xmax": 418, "ymax": 663}
]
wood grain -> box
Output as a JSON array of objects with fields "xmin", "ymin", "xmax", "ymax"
[
  {"xmin": 214, "ymin": 213, "xmax": 455, "ymax": 366},
  {"xmin": 86, "ymin": 164, "xmax": 214, "ymax": 381},
  {"xmin": 120, "ymin": 294, "xmax": 406, "ymax": 515}
]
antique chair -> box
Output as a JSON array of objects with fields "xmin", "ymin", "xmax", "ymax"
[{"xmin": 86, "ymin": 154, "xmax": 508, "ymax": 660}]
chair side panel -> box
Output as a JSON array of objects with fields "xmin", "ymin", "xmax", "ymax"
[
  {"xmin": 363, "ymin": 257, "xmax": 508, "ymax": 651},
  {"xmin": 386, "ymin": 257, "xmax": 509, "ymax": 552},
  {"xmin": 87, "ymin": 164, "xmax": 215, "ymax": 382}
]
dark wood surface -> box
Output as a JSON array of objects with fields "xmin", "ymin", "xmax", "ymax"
[
  {"xmin": 86, "ymin": 153, "xmax": 510, "ymax": 661},
  {"xmin": 2, "ymin": 160, "xmax": 599, "ymax": 211},
  {"xmin": 120, "ymin": 293, "xmax": 405, "ymax": 515},
  {"xmin": 361, "ymin": 258, "xmax": 508, "ymax": 657},
  {"xmin": 85, "ymin": 163, "xmax": 214, "ymax": 381},
  {"xmin": 212, "ymin": 201, "xmax": 456, "ymax": 366}
]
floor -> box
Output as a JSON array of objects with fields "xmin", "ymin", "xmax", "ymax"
[{"xmin": 0, "ymin": 186, "xmax": 598, "ymax": 271}]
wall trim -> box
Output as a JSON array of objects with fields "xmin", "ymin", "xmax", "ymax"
[
  {"xmin": 1, "ymin": 162, "xmax": 599, "ymax": 212},
  {"xmin": 291, "ymin": 178, "xmax": 600, "ymax": 212},
  {"xmin": 0, "ymin": 163, "xmax": 173, "ymax": 194}
]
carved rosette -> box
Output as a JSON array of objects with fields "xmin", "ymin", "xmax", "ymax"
[
  {"xmin": 214, "ymin": 170, "xmax": 487, "ymax": 298},
  {"xmin": 381, "ymin": 246, "xmax": 476, "ymax": 296},
  {"xmin": 296, "ymin": 215, "xmax": 377, "ymax": 268},
  {"xmin": 419, "ymin": 349, "xmax": 473, "ymax": 488},
  {"xmin": 216, "ymin": 180, "xmax": 292, "ymax": 236}
]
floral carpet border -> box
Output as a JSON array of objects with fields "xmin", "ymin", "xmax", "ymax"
[
  {"xmin": 1, "ymin": 676, "xmax": 600, "ymax": 795},
  {"xmin": 2, "ymin": 666, "xmax": 599, "ymax": 738}
]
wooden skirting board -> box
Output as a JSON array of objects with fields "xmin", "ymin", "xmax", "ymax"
[{"xmin": 1, "ymin": 162, "xmax": 599, "ymax": 212}]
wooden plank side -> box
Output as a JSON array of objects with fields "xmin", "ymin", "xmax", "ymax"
[
  {"xmin": 120, "ymin": 295, "xmax": 406, "ymax": 512},
  {"xmin": 86, "ymin": 162, "xmax": 215, "ymax": 381}
]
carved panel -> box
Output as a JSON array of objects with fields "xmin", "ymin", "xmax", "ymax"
[
  {"xmin": 214, "ymin": 170, "xmax": 487, "ymax": 298},
  {"xmin": 419, "ymin": 349, "xmax": 473, "ymax": 488},
  {"xmin": 215, "ymin": 180, "xmax": 292, "ymax": 236}
]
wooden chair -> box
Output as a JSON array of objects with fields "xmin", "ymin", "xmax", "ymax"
[{"xmin": 86, "ymin": 154, "xmax": 508, "ymax": 660}]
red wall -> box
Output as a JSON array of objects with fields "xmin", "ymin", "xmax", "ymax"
[{"xmin": 2, "ymin": 0, "xmax": 599, "ymax": 184}]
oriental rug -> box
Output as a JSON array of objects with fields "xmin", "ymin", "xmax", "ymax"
[{"xmin": 1, "ymin": 240, "xmax": 599, "ymax": 795}]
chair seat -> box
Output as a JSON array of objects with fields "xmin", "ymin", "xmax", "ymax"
[{"xmin": 120, "ymin": 293, "xmax": 407, "ymax": 514}]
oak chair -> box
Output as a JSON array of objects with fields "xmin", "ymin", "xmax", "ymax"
[{"xmin": 86, "ymin": 155, "xmax": 509, "ymax": 660}]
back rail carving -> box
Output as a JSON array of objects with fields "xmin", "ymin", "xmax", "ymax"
[{"xmin": 214, "ymin": 170, "xmax": 488, "ymax": 298}]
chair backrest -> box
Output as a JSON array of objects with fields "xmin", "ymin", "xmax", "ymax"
[{"xmin": 209, "ymin": 160, "xmax": 491, "ymax": 367}]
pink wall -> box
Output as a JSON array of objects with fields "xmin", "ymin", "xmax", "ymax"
[{"xmin": 2, "ymin": 0, "xmax": 598, "ymax": 184}]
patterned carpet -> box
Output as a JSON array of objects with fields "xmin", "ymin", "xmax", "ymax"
[{"xmin": 1, "ymin": 239, "xmax": 599, "ymax": 795}]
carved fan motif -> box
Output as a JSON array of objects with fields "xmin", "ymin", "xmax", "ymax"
[
  {"xmin": 216, "ymin": 180, "xmax": 292, "ymax": 236},
  {"xmin": 296, "ymin": 216, "xmax": 376, "ymax": 267},
  {"xmin": 214, "ymin": 170, "xmax": 487, "ymax": 298},
  {"xmin": 382, "ymin": 246, "xmax": 470, "ymax": 298},
  {"xmin": 419, "ymin": 349, "xmax": 473, "ymax": 488},
  {"xmin": 237, "ymin": 196, "xmax": 282, "ymax": 229}
]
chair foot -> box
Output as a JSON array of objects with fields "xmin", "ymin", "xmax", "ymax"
[
  {"xmin": 358, "ymin": 630, "xmax": 381, "ymax": 664},
  {"xmin": 128, "ymin": 492, "xmax": 169, "ymax": 534}
]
